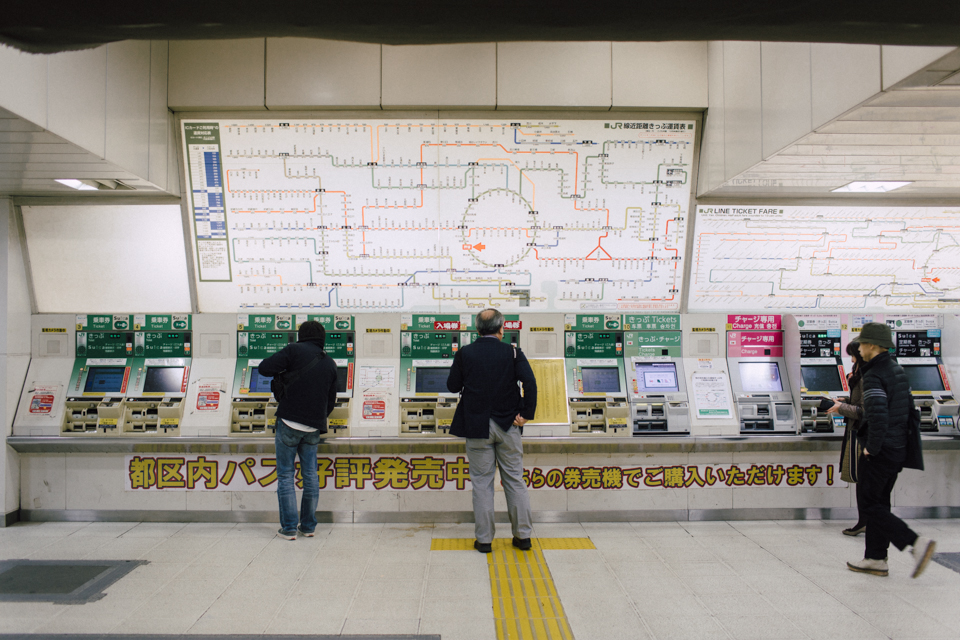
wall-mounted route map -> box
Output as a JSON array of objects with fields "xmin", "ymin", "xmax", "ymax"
[
  {"xmin": 182, "ymin": 119, "xmax": 695, "ymax": 312},
  {"xmin": 690, "ymin": 205, "xmax": 960, "ymax": 311}
]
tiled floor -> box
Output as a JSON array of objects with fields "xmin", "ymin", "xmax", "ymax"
[{"xmin": 1, "ymin": 518, "xmax": 959, "ymax": 639}]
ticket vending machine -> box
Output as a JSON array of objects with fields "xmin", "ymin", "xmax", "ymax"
[
  {"xmin": 563, "ymin": 314, "xmax": 629, "ymax": 436},
  {"xmin": 784, "ymin": 315, "xmax": 849, "ymax": 434},
  {"xmin": 121, "ymin": 314, "xmax": 192, "ymax": 435},
  {"xmin": 623, "ymin": 314, "xmax": 689, "ymax": 435},
  {"xmin": 62, "ymin": 315, "xmax": 136, "ymax": 435},
  {"xmin": 726, "ymin": 315, "xmax": 798, "ymax": 434},
  {"xmin": 231, "ymin": 314, "xmax": 355, "ymax": 436},
  {"xmin": 399, "ymin": 314, "xmax": 464, "ymax": 436},
  {"xmin": 887, "ymin": 315, "xmax": 958, "ymax": 433}
]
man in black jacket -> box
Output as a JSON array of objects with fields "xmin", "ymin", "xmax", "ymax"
[
  {"xmin": 258, "ymin": 320, "xmax": 339, "ymax": 540},
  {"xmin": 847, "ymin": 322, "xmax": 936, "ymax": 578},
  {"xmin": 447, "ymin": 308, "xmax": 538, "ymax": 553}
]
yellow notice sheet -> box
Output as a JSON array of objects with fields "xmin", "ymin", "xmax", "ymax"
[{"xmin": 526, "ymin": 358, "xmax": 569, "ymax": 424}]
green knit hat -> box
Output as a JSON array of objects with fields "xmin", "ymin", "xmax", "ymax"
[{"xmin": 857, "ymin": 322, "xmax": 895, "ymax": 350}]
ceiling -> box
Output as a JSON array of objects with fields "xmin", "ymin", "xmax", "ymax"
[
  {"xmin": 2, "ymin": 1, "xmax": 960, "ymax": 53},
  {"xmin": 705, "ymin": 49, "xmax": 960, "ymax": 198},
  {"xmin": 0, "ymin": 107, "xmax": 167, "ymax": 195}
]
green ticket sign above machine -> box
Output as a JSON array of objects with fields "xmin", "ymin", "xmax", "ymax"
[
  {"xmin": 563, "ymin": 314, "xmax": 629, "ymax": 435},
  {"xmin": 231, "ymin": 314, "xmax": 355, "ymax": 436}
]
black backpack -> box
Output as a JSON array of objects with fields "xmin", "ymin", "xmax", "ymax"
[{"xmin": 270, "ymin": 351, "xmax": 323, "ymax": 402}]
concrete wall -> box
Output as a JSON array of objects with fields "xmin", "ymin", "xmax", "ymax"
[
  {"xmin": 0, "ymin": 42, "xmax": 178, "ymax": 194},
  {"xmin": 697, "ymin": 43, "xmax": 956, "ymax": 195},
  {"xmin": 168, "ymin": 39, "xmax": 709, "ymax": 111}
]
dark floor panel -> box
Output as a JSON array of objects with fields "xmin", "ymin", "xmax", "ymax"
[
  {"xmin": 0, "ymin": 560, "xmax": 146, "ymax": 603},
  {"xmin": 0, "ymin": 637, "xmax": 438, "ymax": 640},
  {"xmin": 932, "ymin": 552, "xmax": 960, "ymax": 574}
]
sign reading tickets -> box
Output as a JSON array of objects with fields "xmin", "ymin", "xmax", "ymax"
[{"xmin": 125, "ymin": 455, "xmax": 838, "ymax": 491}]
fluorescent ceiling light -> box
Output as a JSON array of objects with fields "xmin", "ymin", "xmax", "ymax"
[
  {"xmin": 831, "ymin": 181, "xmax": 912, "ymax": 193},
  {"xmin": 55, "ymin": 179, "xmax": 98, "ymax": 191}
]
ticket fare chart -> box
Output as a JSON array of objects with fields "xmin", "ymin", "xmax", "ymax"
[
  {"xmin": 183, "ymin": 119, "xmax": 695, "ymax": 312},
  {"xmin": 690, "ymin": 206, "xmax": 960, "ymax": 310}
]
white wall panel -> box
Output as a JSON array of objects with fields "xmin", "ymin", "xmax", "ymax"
[
  {"xmin": 168, "ymin": 39, "xmax": 265, "ymax": 110},
  {"xmin": 382, "ymin": 43, "xmax": 495, "ymax": 108},
  {"xmin": 761, "ymin": 42, "xmax": 812, "ymax": 159},
  {"xmin": 497, "ymin": 42, "xmax": 611, "ymax": 108},
  {"xmin": 721, "ymin": 41, "xmax": 762, "ymax": 180},
  {"xmin": 697, "ymin": 41, "xmax": 726, "ymax": 196},
  {"xmin": 21, "ymin": 205, "xmax": 191, "ymax": 313},
  {"xmin": 266, "ymin": 38, "xmax": 381, "ymax": 109},
  {"xmin": 882, "ymin": 46, "xmax": 957, "ymax": 89},
  {"xmin": 149, "ymin": 41, "xmax": 170, "ymax": 191},
  {"xmin": 612, "ymin": 42, "xmax": 707, "ymax": 108},
  {"xmin": 47, "ymin": 47, "xmax": 107, "ymax": 158},
  {"xmin": 105, "ymin": 40, "xmax": 151, "ymax": 178},
  {"xmin": 811, "ymin": 44, "xmax": 880, "ymax": 129},
  {"xmin": 0, "ymin": 45, "xmax": 47, "ymax": 127}
]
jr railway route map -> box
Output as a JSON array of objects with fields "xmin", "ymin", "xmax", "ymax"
[
  {"xmin": 690, "ymin": 205, "xmax": 960, "ymax": 311},
  {"xmin": 182, "ymin": 119, "xmax": 695, "ymax": 312}
]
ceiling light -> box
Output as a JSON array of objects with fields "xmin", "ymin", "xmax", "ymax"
[
  {"xmin": 831, "ymin": 181, "xmax": 912, "ymax": 193},
  {"xmin": 55, "ymin": 179, "xmax": 98, "ymax": 191}
]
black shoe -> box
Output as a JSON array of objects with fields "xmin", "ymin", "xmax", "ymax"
[
  {"xmin": 474, "ymin": 540, "xmax": 492, "ymax": 553},
  {"xmin": 512, "ymin": 537, "xmax": 532, "ymax": 551},
  {"xmin": 843, "ymin": 524, "xmax": 866, "ymax": 536}
]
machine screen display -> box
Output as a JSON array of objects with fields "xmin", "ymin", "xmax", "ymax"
[
  {"xmin": 581, "ymin": 367, "xmax": 621, "ymax": 393},
  {"xmin": 416, "ymin": 367, "xmax": 451, "ymax": 393},
  {"xmin": 801, "ymin": 365, "xmax": 843, "ymax": 392},
  {"xmin": 903, "ymin": 365, "xmax": 945, "ymax": 392},
  {"xmin": 635, "ymin": 362, "xmax": 679, "ymax": 393},
  {"xmin": 143, "ymin": 367, "xmax": 186, "ymax": 393},
  {"xmin": 83, "ymin": 366, "xmax": 126, "ymax": 393},
  {"xmin": 248, "ymin": 369, "xmax": 274, "ymax": 393},
  {"xmin": 738, "ymin": 362, "xmax": 783, "ymax": 392},
  {"xmin": 896, "ymin": 332, "xmax": 939, "ymax": 358},
  {"xmin": 336, "ymin": 367, "xmax": 349, "ymax": 393}
]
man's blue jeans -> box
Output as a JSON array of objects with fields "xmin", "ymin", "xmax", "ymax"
[{"xmin": 275, "ymin": 418, "xmax": 322, "ymax": 534}]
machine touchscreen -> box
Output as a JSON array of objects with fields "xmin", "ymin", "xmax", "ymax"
[
  {"xmin": 800, "ymin": 365, "xmax": 843, "ymax": 392},
  {"xmin": 415, "ymin": 367, "xmax": 451, "ymax": 393},
  {"xmin": 83, "ymin": 367, "xmax": 126, "ymax": 393},
  {"xmin": 635, "ymin": 362, "xmax": 679, "ymax": 393},
  {"xmin": 581, "ymin": 367, "xmax": 621, "ymax": 393},
  {"xmin": 248, "ymin": 369, "xmax": 274, "ymax": 393},
  {"xmin": 143, "ymin": 367, "xmax": 186, "ymax": 393},
  {"xmin": 903, "ymin": 365, "xmax": 945, "ymax": 392},
  {"xmin": 336, "ymin": 367, "xmax": 348, "ymax": 393},
  {"xmin": 739, "ymin": 362, "xmax": 784, "ymax": 392}
]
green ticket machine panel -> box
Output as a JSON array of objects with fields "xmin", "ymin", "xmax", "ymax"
[
  {"xmin": 563, "ymin": 314, "xmax": 628, "ymax": 436},
  {"xmin": 232, "ymin": 314, "xmax": 355, "ymax": 436},
  {"xmin": 399, "ymin": 313, "xmax": 519, "ymax": 436},
  {"xmin": 63, "ymin": 315, "xmax": 135, "ymax": 435}
]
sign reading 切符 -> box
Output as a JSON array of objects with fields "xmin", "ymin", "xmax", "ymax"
[
  {"xmin": 124, "ymin": 454, "xmax": 840, "ymax": 492},
  {"xmin": 622, "ymin": 314, "xmax": 680, "ymax": 331}
]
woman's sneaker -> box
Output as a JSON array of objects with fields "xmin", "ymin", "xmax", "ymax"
[
  {"xmin": 847, "ymin": 558, "xmax": 888, "ymax": 576},
  {"xmin": 910, "ymin": 537, "xmax": 936, "ymax": 578}
]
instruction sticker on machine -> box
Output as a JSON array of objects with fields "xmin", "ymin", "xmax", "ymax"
[
  {"xmin": 690, "ymin": 372, "xmax": 734, "ymax": 418},
  {"xmin": 125, "ymin": 455, "xmax": 839, "ymax": 491}
]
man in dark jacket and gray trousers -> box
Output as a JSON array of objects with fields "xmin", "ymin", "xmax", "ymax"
[
  {"xmin": 447, "ymin": 308, "xmax": 538, "ymax": 553},
  {"xmin": 847, "ymin": 322, "xmax": 936, "ymax": 578},
  {"xmin": 258, "ymin": 320, "xmax": 339, "ymax": 541}
]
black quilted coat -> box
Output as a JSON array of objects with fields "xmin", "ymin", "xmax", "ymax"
[{"xmin": 858, "ymin": 351, "xmax": 912, "ymax": 455}]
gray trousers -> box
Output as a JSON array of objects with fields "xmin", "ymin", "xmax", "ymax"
[{"xmin": 465, "ymin": 419, "xmax": 533, "ymax": 542}]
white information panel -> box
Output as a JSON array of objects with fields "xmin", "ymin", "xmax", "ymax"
[
  {"xmin": 182, "ymin": 119, "xmax": 695, "ymax": 312},
  {"xmin": 689, "ymin": 205, "xmax": 960, "ymax": 311}
]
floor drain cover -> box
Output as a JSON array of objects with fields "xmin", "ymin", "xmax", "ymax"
[
  {"xmin": 0, "ymin": 560, "xmax": 146, "ymax": 603},
  {"xmin": 931, "ymin": 552, "xmax": 960, "ymax": 574}
]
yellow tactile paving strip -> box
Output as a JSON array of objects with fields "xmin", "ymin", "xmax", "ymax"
[{"xmin": 432, "ymin": 538, "xmax": 595, "ymax": 640}]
